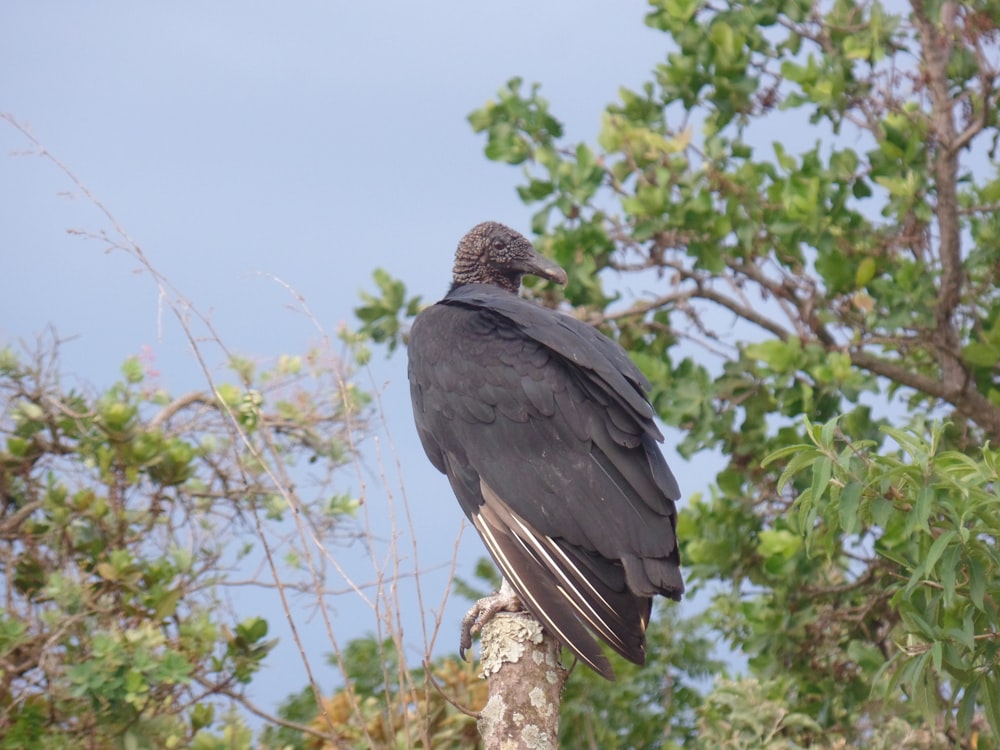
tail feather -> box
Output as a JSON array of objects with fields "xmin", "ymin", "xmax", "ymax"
[{"xmin": 473, "ymin": 479, "xmax": 653, "ymax": 679}]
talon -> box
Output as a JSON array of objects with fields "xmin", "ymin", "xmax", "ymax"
[
  {"xmin": 458, "ymin": 579, "xmax": 523, "ymax": 660},
  {"xmin": 459, "ymin": 607, "xmax": 477, "ymax": 661}
]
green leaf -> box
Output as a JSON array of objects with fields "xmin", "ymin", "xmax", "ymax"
[
  {"xmin": 906, "ymin": 484, "xmax": 934, "ymax": 534},
  {"xmin": 153, "ymin": 588, "xmax": 183, "ymax": 620},
  {"xmin": 963, "ymin": 341, "xmax": 1000, "ymax": 367},
  {"xmin": 236, "ymin": 617, "xmax": 268, "ymax": 644},
  {"xmin": 121, "ymin": 356, "xmax": 144, "ymax": 384},
  {"xmin": 774, "ymin": 446, "xmax": 822, "ymax": 493},
  {"xmin": 968, "ymin": 555, "xmax": 987, "ymax": 611},
  {"xmin": 855, "ymin": 256, "xmax": 876, "ymax": 287},
  {"xmin": 773, "ymin": 142, "xmax": 797, "ymax": 171},
  {"xmin": 930, "ymin": 640, "xmax": 943, "ymax": 671},
  {"xmin": 660, "ymin": 0, "xmax": 699, "ymax": 23},
  {"xmin": 809, "ymin": 455, "xmax": 833, "ymax": 504},
  {"xmin": 744, "ymin": 338, "xmax": 801, "ymax": 372},
  {"xmin": 757, "ymin": 528, "xmax": 802, "ymax": 560},
  {"xmin": 907, "ymin": 530, "xmax": 957, "ymax": 594},
  {"xmin": 838, "ymin": 481, "xmax": 862, "ymax": 535},
  {"xmin": 938, "ymin": 544, "xmax": 959, "ymax": 607},
  {"xmin": 984, "ymin": 675, "xmax": 1000, "ymax": 741}
]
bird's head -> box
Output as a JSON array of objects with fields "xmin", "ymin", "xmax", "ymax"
[{"xmin": 452, "ymin": 221, "xmax": 568, "ymax": 293}]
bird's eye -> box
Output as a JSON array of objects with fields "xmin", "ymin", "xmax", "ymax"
[{"xmin": 491, "ymin": 238, "xmax": 506, "ymax": 252}]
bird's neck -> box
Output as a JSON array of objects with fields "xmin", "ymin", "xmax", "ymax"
[{"xmin": 449, "ymin": 275, "xmax": 521, "ymax": 294}]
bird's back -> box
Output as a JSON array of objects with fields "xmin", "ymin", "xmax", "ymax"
[{"xmin": 408, "ymin": 283, "xmax": 682, "ymax": 678}]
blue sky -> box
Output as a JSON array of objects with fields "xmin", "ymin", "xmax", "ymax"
[{"xmin": 1, "ymin": 0, "xmax": 717, "ymax": 718}]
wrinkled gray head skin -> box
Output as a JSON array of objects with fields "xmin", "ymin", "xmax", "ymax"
[{"xmin": 452, "ymin": 221, "xmax": 568, "ymax": 293}]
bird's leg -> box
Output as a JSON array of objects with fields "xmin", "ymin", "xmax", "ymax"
[{"xmin": 459, "ymin": 578, "xmax": 523, "ymax": 661}]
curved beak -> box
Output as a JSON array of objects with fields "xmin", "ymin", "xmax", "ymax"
[{"xmin": 519, "ymin": 247, "xmax": 568, "ymax": 286}]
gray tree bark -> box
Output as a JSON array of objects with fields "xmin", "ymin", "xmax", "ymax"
[{"xmin": 476, "ymin": 611, "xmax": 568, "ymax": 749}]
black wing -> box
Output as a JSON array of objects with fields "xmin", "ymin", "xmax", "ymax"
[{"xmin": 408, "ymin": 284, "xmax": 682, "ymax": 678}]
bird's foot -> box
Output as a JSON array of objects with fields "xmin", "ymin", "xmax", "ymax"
[{"xmin": 459, "ymin": 579, "xmax": 523, "ymax": 661}]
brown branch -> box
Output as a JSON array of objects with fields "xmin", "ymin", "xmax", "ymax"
[
  {"xmin": 693, "ymin": 284, "xmax": 793, "ymax": 341},
  {"xmin": 850, "ymin": 349, "xmax": 1000, "ymax": 441},
  {"xmin": 846, "ymin": 350, "xmax": 952, "ymax": 400},
  {"xmin": 194, "ymin": 677, "xmax": 345, "ymax": 746},
  {"xmin": 596, "ymin": 247, "xmax": 798, "ymax": 344},
  {"xmin": 950, "ymin": 100, "xmax": 992, "ymax": 155},
  {"xmin": 149, "ymin": 391, "xmax": 217, "ymax": 430},
  {"xmin": 913, "ymin": 0, "xmax": 966, "ymax": 391},
  {"xmin": 422, "ymin": 659, "xmax": 481, "ymax": 719},
  {"xmin": 0, "ymin": 500, "xmax": 43, "ymax": 538},
  {"xmin": 948, "ymin": 8, "xmax": 999, "ymax": 156},
  {"xmin": 595, "ymin": 290, "xmax": 697, "ymax": 324},
  {"xmin": 477, "ymin": 612, "xmax": 566, "ymax": 749},
  {"xmin": 729, "ymin": 258, "xmax": 833, "ymax": 344},
  {"xmin": 802, "ymin": 562, "xmax": 879, "ymax": 597}
]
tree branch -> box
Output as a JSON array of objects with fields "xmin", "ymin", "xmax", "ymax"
[
  {"xmin": 149, "ymin": 391, "xmax": 217, "ymax": 430},
  {"xmin": 0, "ymin": 500, "xmax": 43, "ymax": 539},
  {"xmin": 849, "ymin": 349, "xmax": 1000, "ymax": 441},
  {"xmin": 476, "ymin": 612, "xmax": 566, "ymax": 750},
  {"xmin": 913, "ymin": 0, "xmax": 966, "ymax": 391},
  {"xmin": 194, "ymin": 677, "xmax": 346, "ymax": 747}
]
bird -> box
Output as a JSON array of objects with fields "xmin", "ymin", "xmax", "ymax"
[{"xmin": 407, "ymin": 221, "xmax": 683, "ymax": 680}]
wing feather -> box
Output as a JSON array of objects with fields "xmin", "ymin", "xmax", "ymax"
[
  {"xmin": 408, "ymin": 284, "xmax": 683, "ymax": 678},
  {"xmin": 473, "ymin": 479, "xmax": 651, "ymax": 677}
]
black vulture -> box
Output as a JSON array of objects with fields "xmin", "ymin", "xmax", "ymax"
[{"xmin": 407, "ymin": 221, "xmax": 683, "ymax": 680}]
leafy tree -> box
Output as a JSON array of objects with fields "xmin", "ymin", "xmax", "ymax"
[
  {"xmin": 260, "ymin": 639, "xmax": 486, "ymax": 749},
  {"xmin": 0, "ymin": 335, "xmax": 365, "ymax": 748},
  {"xmin": 354, "ymin": 0, "xmax": 1000, "ymax": 746}
]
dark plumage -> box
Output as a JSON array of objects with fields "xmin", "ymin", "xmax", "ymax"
[{"xmin": 408, "ymin": 221, "xmax": 683, "ymax": 679}]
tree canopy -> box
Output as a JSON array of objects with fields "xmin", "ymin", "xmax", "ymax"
[
  {"xmin": 356, "ymin": 0, "xmax": 1000, "ymax": 746},
  {"xmin": 0, "ymin": 335, "xmax": 365, "ymax": 748}
]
